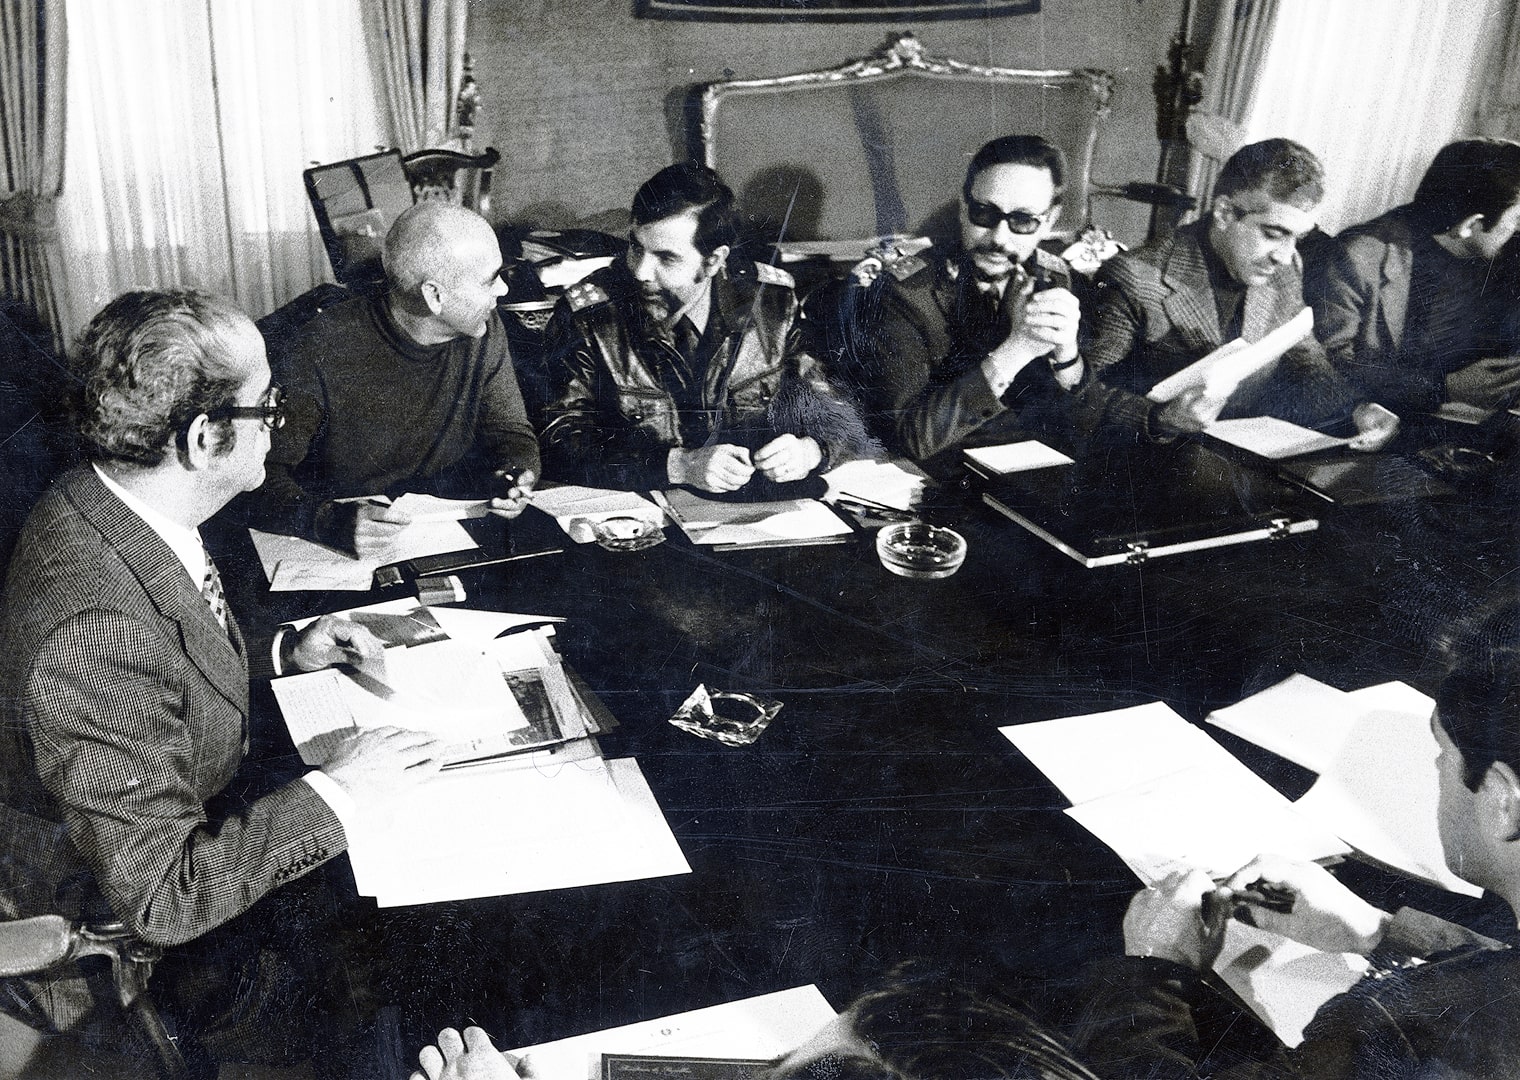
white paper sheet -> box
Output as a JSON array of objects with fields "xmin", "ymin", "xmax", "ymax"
[
  {"xmin": 821, "ymin": 456, "xmax": 930, "ymax": 510},
  {"xmin": 655, "ymin": 490, "xmax": 852, "ymax": 548},
  {"xmin": 963, "ymin": 441, "xmax": 1076, "ymax": 474},
  {"xmin": 510, "ymin": 985, "xmax": 838, "ymax": 1080},
  {"xmin": 529, "ymin": 485, "xmax": 667, "ymax": 543},
  {"xmin": 345, "ymin": 756, "xmax": 691, "ymax": 906},
  {"xmin": 1000, "ymin": 701, "xmax": 1232, "ymax": 806},
  {"xmin": 389, "ymin": 492, "xmax": 490, "ymax": 522},
  {"xmin": 1295, "ymin": 698, "xmax": 1481, "ymax": 897},
  {"xmin": 1205, "ymin": 674, "xmax": 1357, "ymax": 774},
  {"xmin": 1065, "ymin": 762, "xmax": 1349, "ymax": 884},
  {"xmin": 1211, "ymin": 920, "xmax": 1368, "ymax": 1047},
  {"xmin": 1148, "ymin": 306, "xmax": 1314, "ymax": 404},
  {"xmin": 250, "ymin": 519, "xmax": 478, "ymax": 591},
  {"xmin": 1204, "ymin": 416, "xmax": 1351, "ymax": 460}
]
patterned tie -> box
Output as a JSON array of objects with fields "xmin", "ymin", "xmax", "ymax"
[{"xmin": 200, "ymin": 544, "xmax": 229, "ymax": 632}]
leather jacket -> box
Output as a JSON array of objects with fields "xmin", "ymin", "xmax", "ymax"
[{"xmin": 541, "ymin": 260, "xmax": 868, "ymax": 491}]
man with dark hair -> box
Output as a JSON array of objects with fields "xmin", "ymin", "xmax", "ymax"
[
  {"xmin": 1081, "ymin": 138, "xmax": 1399, "ymax": 448},
  {"xmin": 250, "ymin": 201, "xmax": 541, "ymax": 556},
  {"xmin": 0, "ymin": 289, "xmax": 440, "ymax": 1053},
  {"xmin": 1307, "ymin": 138, "xmax": 1520, "ymax": 414},
  {"xmin": 1080, "ymin": 594, "xmax": 1520, "ymax": 1078},
  {"xmin": 541, "ymin": 162, "xmax": 870, "ymax": 494},
  {"xmin": 839, "ymin": 134, "xmax": 1087, "ymax": 474}
]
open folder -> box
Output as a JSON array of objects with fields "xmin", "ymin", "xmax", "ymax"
[{"xmin": 654, "ymin": 489, "xmax": 853, "ymax": 550}]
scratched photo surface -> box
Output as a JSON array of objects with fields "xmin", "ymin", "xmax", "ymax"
[{"xmin": 1, "ymin": 0, "xmax": 1514, "ymax": 1075}]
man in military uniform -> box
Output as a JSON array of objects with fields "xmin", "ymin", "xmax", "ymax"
[
  {"xmin": 837, "ymin": 135, "xmax": 1085, "ymax": 475},
  {"xmin": 540, "ymin": 163, "xmax": 869, "ymax": 495}
]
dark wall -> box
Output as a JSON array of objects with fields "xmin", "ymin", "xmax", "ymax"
[{"xmin": 466, "ymin": 0, "xmax": 1195, "ymax": 247}]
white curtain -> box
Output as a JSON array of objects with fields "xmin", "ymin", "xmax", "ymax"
[
  {"xmin": 362, "ymin": 0, "xmax": 468, "ymax": 153},
  {"xmin": 56, "ymin": 0, "xmax": 385, "ymax": 343},
  {"xmin": 1239, "ymin": 0, "xmax": 1509, "ymax": 234},
  {"xmin": 1185, "ymin": 0, "xmax": 1280, "ymax": 210},
  {"xmin": 1475, "ymin": 0, "xmax": 1520, "ymax": 140}
]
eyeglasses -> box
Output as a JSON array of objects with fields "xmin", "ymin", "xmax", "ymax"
[
  {"xmin": 207, "ymin": 385, "xmax": 285, "ymax": 431},
  {"xmin": 963, "ymin": 197, "xmax": 1055, "ymax": 235}
]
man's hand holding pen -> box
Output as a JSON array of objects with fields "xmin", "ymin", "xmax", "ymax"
[
  {"xmin": 1123, "ymin": 855, "xmax": 1393, "ymax": 971},
  {"xmin": 489, "ymin": 467, "xmax": 538, "ymax": 519},
  {"xmin": 290, "ymin": 613, "xmax": 389, "ymax": 679}
]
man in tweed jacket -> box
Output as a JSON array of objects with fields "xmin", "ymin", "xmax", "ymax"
[
  {"xmin": 1079, "ymin": 139, "xmax": 1400, "ymax": 450},
  {"xmin": 0, "ymin": 290, "xmax": 440, "ymax": 1035}
]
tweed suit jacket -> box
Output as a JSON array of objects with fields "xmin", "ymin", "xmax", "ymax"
[
  {"xmin": 1078, "ymin": 221, "xmax": 1359, "ymax": 443},
  {"xmin": 0, "ymin": 465, "xmax": 345, "ymax": 971}
]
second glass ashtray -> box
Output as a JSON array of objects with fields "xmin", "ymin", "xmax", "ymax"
[
  {"xmin": 669, "ymin": 684, "xmax": 783, "ymax": 747},
  {"xmin": 875, "ymin": 521, "xmax": 967, "ymax": 579},
  {"xmin": 592, "ymin": 515, "xmax": 666, "ymax": 551}
]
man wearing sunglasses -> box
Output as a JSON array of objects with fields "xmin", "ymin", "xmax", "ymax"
[
  {"xmin": 1079, "ymin": 139, "xmax": 1399, "ymax": 450},
  {"xmin": 0, "ymin": 290, "xmax": 442, "ymax": 1065},
  {"xmin": 841, "ymin": 135, "xmax": 1086, "ymax": 474}
]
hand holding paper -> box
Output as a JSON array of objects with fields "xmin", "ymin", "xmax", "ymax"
[
  {"xmin": 1223, "ymin": 855, "xmax": 1390, "ymax": 956},
  {"xmin": 1122, "ymin": 867, "xmax": 1216, "ymax": 969}
]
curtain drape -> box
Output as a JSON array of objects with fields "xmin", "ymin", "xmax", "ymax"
[
  {"xmin": 0, "ymin": 0, "xmax": 68, "ymax": 350},
  {"xmin": 1475, "ymin": 1, "xmax": 1520, "ymax": 140},
  {"xmin": 1184, "ymin": 0, "xmax": 1279, "ymax": 211},
  {"xmin": 54, "ymin": 0, "xmax": 385, "ymax": 343},
  {"xmin": 1237, "ymin": 0, "xmax": 1506, "ymax": 234},
  {"xmin": 361, "ymin": 0, "xmax": 468, "ymax": 153}
]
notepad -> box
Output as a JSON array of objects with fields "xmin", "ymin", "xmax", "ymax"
[
  {"xmin": 963, "ymin": 441, "xmax": 1075, "ymax": 474},
  {"xmin": 250, "ymin": 519, "xmax": 479, "ymax": 591}
]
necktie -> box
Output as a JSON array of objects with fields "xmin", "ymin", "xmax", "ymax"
[
  {"xmin": 675, "ymin": 316, "xmax": 702, "ymax": 369},
  {"xmin": 200, "ymin": 545, "xmax": 229, "ymax": 632}
]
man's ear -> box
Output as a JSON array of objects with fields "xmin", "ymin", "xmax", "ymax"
[
  {"xmin": 419, "ymin": 280, "xmax": 446, "ymax": 317},
  {"xmin": 1478, "ymin": 760, "xmax": 1520, "ymax": 843},
  {"xmin": 703, "ymin": 244, "xmax": 731, "ymax": 279},
  {"xmin": 1449, "ymin": 212, "xmax": 1488, "ymax": 241},
  {"xmin": 182, "ymin": 414, "xmax": 215, "ymax": 471},
  {"xmin": 1209, "ymin": 194, "xmax": 1235, "ymax": 227}
]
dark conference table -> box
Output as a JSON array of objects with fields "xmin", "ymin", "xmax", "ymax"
[{"xmin": 208, "ymin": 436, "xmax": 1516, "ymax": 1051}]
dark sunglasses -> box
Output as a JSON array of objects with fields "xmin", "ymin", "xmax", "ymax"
[
  {"xmin": 964, "ymin": 197, "xmax": 1055, "ymax": 235},
  {"xmin": 206, "ymin": 385, "xmax": 286, "ymax": 431}
]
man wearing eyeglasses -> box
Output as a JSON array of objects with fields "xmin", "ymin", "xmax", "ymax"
[
  {"xmin": 1078, "ymin": 139, "xmax": 1399, "ymax": 449},
  {"xmin": 0, "ymin": 290, "xmax": 441, "ymax": 1057},
  {"xmin": 838, "ymin": 135, "xmax": 1086, "ymax": 473},
  {"xmin": 250, "ymin": 201, "xmax": 541, "ymax": 557}
]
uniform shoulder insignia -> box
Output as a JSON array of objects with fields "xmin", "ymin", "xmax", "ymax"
[
  {"xmin": 564, "ymin": 280, "xmax": 610, "ymax": 311},
  {"xmin": 886, "ymin": 253, "xmax": 928, "ymax": 282},
  {"xmin": 753, "ymin": 262, "xmax": 795, "ymax": 289}
]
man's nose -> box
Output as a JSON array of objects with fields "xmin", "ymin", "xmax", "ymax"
[
  {"xmin": 629, "ymin": 251, "xmax": 655, "ymax": 282},
  {"xmin": 1268, "ymin": 239, "xmax": 1296, "ymax": 266},
  {"xmin": 492, "ymin": 275, "xmax": 509, "ymax": 298}
]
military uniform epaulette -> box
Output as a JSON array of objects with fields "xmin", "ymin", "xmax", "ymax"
[
  {"xmin": 885, "ymin": 253, "xmax": 929, "ymax": 283},
  {"xmin": 753, "ymin": 261, "xmax": 795, "ymax": 289},
  {"xmin": 564, "ymin": 279, "xmax": 610, "ymax": 311}
]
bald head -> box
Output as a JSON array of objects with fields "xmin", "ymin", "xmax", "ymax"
[
  {"xmin": 382, "ymin": 202, "xmax": 507, "ymax": 341},
  {"xmin": 383, "ymin": 202, "xmax": 499, "ymax": 297}
]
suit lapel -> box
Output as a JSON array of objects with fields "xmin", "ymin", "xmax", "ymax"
[
  {"xmin": 1160, "ymin": 228, "xmax": 1225, "ymax": 351},
  {"xmin": 63, "ymin": 467, "xmax": 250, "ymax": 718}
]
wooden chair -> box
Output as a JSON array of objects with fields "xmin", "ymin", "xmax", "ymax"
[{"xmin": 304, "ymin": 146, "xmax": 500, "ymax": 292}]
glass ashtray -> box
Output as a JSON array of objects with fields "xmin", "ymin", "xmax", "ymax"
[
  {"xmin": 876, "ymin": 521, "xmax": 967, "ymax": 579},
  {"xmin": 669, "ymin": 684, "xmax": 783, "ymax": 747},
  {"xmin": 592, "ymin": 515, "xmax": 665, "ymax": 551}
]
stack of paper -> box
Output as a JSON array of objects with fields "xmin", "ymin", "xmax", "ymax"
[
  {"xmin": 1000, "ymin": 702, "xmax": 1348, "ymax": 884},
  {"xmin": 1207, "ymin": 676, "xmax": 1479, "ymax": 896},
  {"xmin": 273, "ymin": 601, "xmax": 689, "ymax": 905},
  {"xmin": 250, "ymin": 517, "xmax": 479, "ymax": 591},
  {"xmin": 655, "ymin": 490, "xmax": 853, "ymax": 550},
  {"xmin": 820, "ymin": 456, "xmax": 930, "ymax": 511},
  {"xmin": 1204, "ymin": 417, "xmax": 1351, "ymax": 460}
]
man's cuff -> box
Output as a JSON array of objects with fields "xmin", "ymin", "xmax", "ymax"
[{"xmin": 301, "ymin": 770, "xmax": 357, "ymax": 836}]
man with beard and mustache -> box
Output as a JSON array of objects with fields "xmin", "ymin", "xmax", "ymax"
[
  {"xmin": 837, "ymin": 135, "xmax": 1087, "ymax": 476},
  {"xmin": 1078, "ymin": 139, "xmax": 1400, "ymax": 450},
  {"xmin": 249, "ymin": 201, "xmax": 541, "ymax": 557},
  {"xmin": 540, "ymin": 163, "xmax": 870, "ymax": 495}
]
